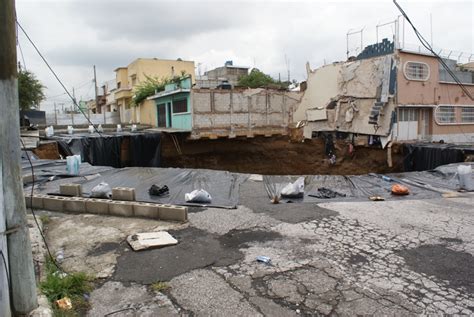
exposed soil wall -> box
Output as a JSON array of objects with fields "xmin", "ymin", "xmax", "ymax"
[{"xmin": 161, "ymin": 134, "xmax": 404, "ymax": 175}]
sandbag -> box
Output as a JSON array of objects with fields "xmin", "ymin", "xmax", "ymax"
[
  {"xmin": 185, "ymin": 189, "xmax": 212, "ymax": 203},
  {"xmin": 281, "ymin": 177, "xmax": 305, "ymax": 198}
]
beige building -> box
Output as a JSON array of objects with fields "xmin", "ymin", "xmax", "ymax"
[{"xmin": 114, "ymin": 58, "xmax": 195, "ymax": 124}]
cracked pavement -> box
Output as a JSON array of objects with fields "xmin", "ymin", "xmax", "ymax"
[{"xmin": 40, "ymin": 179, "xmax": 474, "ymax": 316}]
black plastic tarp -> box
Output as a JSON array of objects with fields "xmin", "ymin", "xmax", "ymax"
[
  {"xmin": 262, "ymin": 163, "xmax": 473, "ymax": 203},
  {"xmin": 41, "ymin": 167, "xmax": 247, "ymax": 209},
  {"xmin": 49, "ymin": 131, "xmax": 162, "ymax": 168},
  {"xmin": 403, "ymin": 143, "xmax": 474, "ymax": 172}
]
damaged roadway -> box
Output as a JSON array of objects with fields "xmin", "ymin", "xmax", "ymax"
[{"xmin": 38, "ymin": 178, "xmax": 474, "ymax": 316}]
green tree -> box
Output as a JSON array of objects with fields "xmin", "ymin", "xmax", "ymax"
[
  {"xmin": 237, "ymin": 68, "xmax": 277, "ymax": 88},
  {"xmin": 18, "ymin": 69, "xmax": 46, "ymax": 110},
  {"xmin": 132, "ymin": 73, "xmax": 187, "ymax": 106}
]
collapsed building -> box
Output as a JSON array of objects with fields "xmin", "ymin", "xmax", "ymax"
[{"xmin": 295, "ymin": 39, "xmax": 474, "ymax": 144}]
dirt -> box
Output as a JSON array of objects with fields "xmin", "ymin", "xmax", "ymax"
[{"xmin": 161, "ymin": 134, "xmax": 403, "ymax": 175}]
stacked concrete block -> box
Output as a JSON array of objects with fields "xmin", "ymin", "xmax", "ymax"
[
  {"xmin": 42, "ymin": 196, "xmax": 67, "ymax": 212},
  {"xmin": 109, "ymin": 201, "xmax": 134, "ymax": 217},
  {"xmin": 85, "ymin": 198, "xmax": 110, "ymax": 215},
  {"xmin": 133, "ymin": 202, "xmax": 159, "ymax": 219},
  {"xmin": 24, "ymin": 194, "xmax": 45, "ymax": 209},
  {"xmin": 63, "ymin": 197, "xmax": 86, "ymax": 213},
  {"xmin": 59, "ymin": 183, "xmax": 83, "ymax": 197},
  {"xmin": 159, "ymin": 205, "xmax": 188, "ymax": 222},
  {"xmin": 112, "ymin": 187, "xmax": 136, "ymax": 201}
]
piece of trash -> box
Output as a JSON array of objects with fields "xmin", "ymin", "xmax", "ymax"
[
  {"xmin": 309, "ymin": 187, "xmax": 346, "ymax": 199},
  {"xmin": 329, "ymin": 153, "xmax": 337, "ymax": 165},
  {"xmin": 369, "ymin": 196, "xmax": 385, "ymax": 201},
  {"xmin": 67, "ymin": 125, "xmax": 74, "ymax": 135},
  {"xmin": 256, "ymin": 255, "xmax": 271, "ymax": 264},
  {"xmin": 271, "ymin": 196, "xmax": 280, "ymax": 204},
  {"xmin": 56, "ymin": 297, "xmax": 72, "ymax": 310},
  {"xmin": 185, "ymin": 189, "xmax": 212, "ymax": 203},
  {"xmin": 382, "ymin": 175, "xmax": 392, "ymax": 182},
  {"xmin": 45, "ymin": 125, "xmax": 54, "ymax": 137},
  {"xmin": 88, "ymin": 125, "xmax": 94, "ymax": 134},
  {"xmin": 90, "ymin": 182, "xmax": 112, "ymax": 198},
  {"xmin": 131, "ymin": 124, "xmax": 137, "ymax": 132},
  {"xmin": 149, "ymin": 184, "xmax": 169, "ymax": 196},
  {"xmin": 117, "ymin": 124, "xmax": 122, "ymax": 132},
  {"xmin": 391, "ymin": 184, "xmax": 409, "ymax": 195},
  {"xmin": 127, "ymin": 231, "xmax": 178, "ymax": 251},
  {"xmin": 97, "ymin": 124, "xmax": 104, "ymax": 133},
  {"xmin": 55, "ymin": 249, "xmax": 64, "ymax": 263},
  {"xmin": 66, "ymin": 154, "xmax": 81, "ymax": 175},
  {"xmin": 281, "ymin": 177, "xmax": 305, "ymax": 198},
  {"xmin": 457, "ymin": 165, "xmax": 473, "ymax": 190}
]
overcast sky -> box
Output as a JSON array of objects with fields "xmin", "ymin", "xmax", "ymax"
[{"xmin": 15, "ymin": 0, "xmax": 474, "ymax": 112}]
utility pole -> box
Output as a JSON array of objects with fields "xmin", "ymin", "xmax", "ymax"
[
  {"xmin": 93, "ymin": 65, "xmax": 99, "ymax": 114},
  {"xmin": 0, "ymin": 0, "xmax": 38, "ymax": 315}
]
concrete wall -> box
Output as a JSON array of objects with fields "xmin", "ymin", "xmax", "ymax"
[
  {"xmin": 46, "ymin": 112, "xmax": 120, "ymax": 125},
  {"xmin": 139, "ymin": 100, "xmax": 157, "ymax": 126},
  {"xmin": 131, "ymin": 58, "xmax": 195, "ymax": 84},
  {"xmin": 191, "ymin": 88, "xmax": 301, "ymax": 138},
  {"xmin": 296, "ymin": 55, "xmax": 395, "ymax": 138}
]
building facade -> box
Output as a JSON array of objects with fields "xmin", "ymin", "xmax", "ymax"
[
  {"xmin": 195, "ymin": 61, "xmax": 249, "ymax": 89},
  {"xmin": 113, "ymin": 58, "xmax": 195, "ymax": 124},
  {"xmin": 295, "ymin": 40, "xmax": 474, "ymax": 143}
]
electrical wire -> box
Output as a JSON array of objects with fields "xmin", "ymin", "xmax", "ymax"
[
  {"xmin": 20, "ymin": 139, "xmax": 63, "ymax": 272},
  {"xmin": 16, "ymin": 20, "xmax": 104, "ymax": 135},
  {"xmin": 393, "ymin": 0, "xmax": 474, "ymax": 100}
]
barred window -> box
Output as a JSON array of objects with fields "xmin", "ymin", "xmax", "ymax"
[
  {"xmin": 404, "ymin": 61, "xmax": 430, "ymax": 81},
  {"xmin": 435, "ymin": 106, "xmax": 456, "ymax": 124},
  {"xmin": 461, "ymin": 107, "xmax": 474, "ymax": 123},
  {"xmin": 172, "ymin": 99, "xmax": 188, "ymax": 113}
]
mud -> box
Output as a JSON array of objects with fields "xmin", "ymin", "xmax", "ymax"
[
  {"xmin": 398, "ymin": 244, "xmax": 474, "ymax": 293},
  {"xmin": 161, "ymin": 135, "xmax": 403, "ymax": 175}
]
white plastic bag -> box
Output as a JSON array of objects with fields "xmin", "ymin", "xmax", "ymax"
[
  {"xmin": 457, "ymin": 165, "xmax": 473, "ymax": 190},
  {"xmin": 66, "ymin": 154, "xmax": 81, "ymax": 175},
  {"xmin": 88, "ymin": 125, "xmax": 94, "ymax": 134},
  {"xmin": 67, "ymin": 125, "xmax": 74, "ymax": 135},
  {"xmin": 45, "ymin": 126, "xmax": 54, "ymax": 137},
  {"xmin": 117, "ymin": 124, "xmax": 122, "ymax": 132},
  {"xmin": 281, "ymin": 177, "xmax": 305, "ymax": 197},
  {"xmin": 131, "ymin": 124, "xmax": 137, "ymax": 132},
  {"xmin": 185, "ymin": 189, "xmax": 212, "ymax": 203},
  {"xmin": 98, "ymin": 124, "xmax": 104, "ymax": 133},
  {"xmin": 90, "ymin": 182, "xmax": 112, "ymax": 198}
]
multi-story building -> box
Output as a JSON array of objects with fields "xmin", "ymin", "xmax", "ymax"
[
  {"xmin": 195, "ymin": 61, "xmax": 249, "ymax": 89},
  {"xmin": 295, "ymin": 39, "xmax": 474, "ymax": 143},
  {"xmin": 113, "ymin": 58, "xmax": 195, "ymax": 124}
]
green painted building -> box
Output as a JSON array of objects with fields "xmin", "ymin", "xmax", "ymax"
[{"xmin": 149, "ymin": 76, "xmax": 192, "ymax": 130}]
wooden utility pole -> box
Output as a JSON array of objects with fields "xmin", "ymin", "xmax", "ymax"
[
  {"xmin": 0, "ymin": 0, "xmax": 38, "ymax": 315},
  {"xmin": 93, "ymin": 65, "xmax": 99, "ymax": 114}
]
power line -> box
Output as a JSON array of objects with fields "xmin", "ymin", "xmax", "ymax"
[
  {"xmin": 393, "ymin": 0, "xmax": 473, "ymax": 100},
  {"xmin": 16, "ymin": 20, "xmax": 104, "ymax": 134}
]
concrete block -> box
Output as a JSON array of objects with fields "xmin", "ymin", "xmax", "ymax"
[
  {"xmin": 42, "ymin": 196, "xmax": 66, "ymax": 212},
  {"xmin": 158, "ymin": 205, "xmax": 188, "ymax": 222},
  {"xmin": 112, "ymin": 187, "xmax": 136, "ymax": 201},
  {"xmin": 24, "ymin": 194, "xmax": 44, "ymax": 209},
  {"xmin": 63, "ymin": 197, "xmax": 86, "ymax": 213},
  {"xmin": 133, "ymin": 202, "xmax": 159, "ymax": 219},
  {"xmin": 85, "ymin": 198, "xmax": 110, "ymax": 215},
  {"xmin": 59, "ymin": 183, "xmax": 83, "ymax": 197},
  {"xmin": 109, "ymin": 201, "xmax": 134, "ymax": 217}
]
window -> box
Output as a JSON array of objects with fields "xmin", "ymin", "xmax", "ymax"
[
  {"xmin": 398, "ymin": 108, "xmax": 419, "ymax": 121},
  {"xmin": 131, "ymin": 75, "xmax": 137, "ymax": 86},
  {"xmin": 461, "ymin": 107, "xmax": 474, "ymax": 123},
  {"xmin": 404, "ymin": 61, "xmax": 430, "ymax": 81},
  {"xmin": 435, "ymin": 106, "xmax": 456, "ymax": 124},
  {"xmin": 172, "ymin": 99, "xmax": 187, "ymax": 113},
  {"xmin": 117, "ymin": 82, "xmax": 121, "ymax": 89}
]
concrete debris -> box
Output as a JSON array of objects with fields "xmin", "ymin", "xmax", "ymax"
[{"xmin": 127, "ymin": 231, "xmax": 178, "ymax": 251}]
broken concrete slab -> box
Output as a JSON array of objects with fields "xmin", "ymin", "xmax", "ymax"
[{"xmin": 127, "ymin": 231, "xmax": 178, "ymax": 251}]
